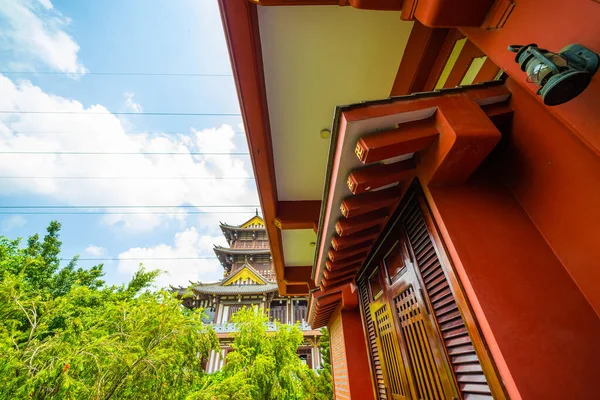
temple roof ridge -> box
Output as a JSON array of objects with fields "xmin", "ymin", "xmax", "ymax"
[
  {"xmin": 219, "ymin": 222, "xmax": 266, "ymax": 231},
  {"xmin": 213, "ymin": 246, "xmax": 270, "ymax": 255},
  {"xmin": 219, "ymin": 214, "xmax": 265, "ymax": 230}
]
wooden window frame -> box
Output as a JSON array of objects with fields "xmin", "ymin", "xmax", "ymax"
[{"xmin": 356, "ymin": 180, "xmax": 508, "ymax": 400}]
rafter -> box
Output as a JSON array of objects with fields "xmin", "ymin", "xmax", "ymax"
[
  {"xmin": 328, "ymin": 242, "xmax": 372, "ymax": 263},
  {"xmin": 341, "ymin": 186, "xmax": 401, "ymax": 218},
  {"xmin": 347, "ymin": 158, "xmax": 415, "ymax": 195},
  {"xmin": 335, "ymin": 208, "xmax": 389, "ymax": 237},
  {"xmin": 355, "ymin": 118, "xmax": 438, "ymax": 164},
  {"xmin": 331, "ymin": 226, "xmax": 380, "ymax": 251}
]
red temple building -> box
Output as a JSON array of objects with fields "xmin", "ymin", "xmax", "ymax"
[
  {"xmin": 174, "ymin": 214, "xmax": 322, "ymax": 372},
  {"xmin": 217, "ymin": 1, "xmax": 600, "ymax": 399}
]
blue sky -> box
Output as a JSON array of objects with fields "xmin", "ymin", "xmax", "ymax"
[{"xmin": 0, "ymin": 0, "xmax": 260, "ymax": 287}]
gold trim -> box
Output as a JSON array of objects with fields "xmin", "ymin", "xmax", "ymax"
[{"xmin": 223, "ymin": 266, "xmax": 266, "ymax": 286}]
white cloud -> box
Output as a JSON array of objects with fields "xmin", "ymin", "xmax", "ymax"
[
  {"xmin": 36, "ymin": 0, "xmax": 53, "ymax": 10},
  {"xmin": 1, "ymin": 215, "xmax": 27, "ymax": 232},
  {"xmin": 0, "ymin": 75, "xmax": 259, "ymax": 232},
  {"xmin": 123, "ymin": 91, "xmax": 143, "ymax": 113},
  {"xmin": 0, "ymin": 0, "xmax": 85, "ymax": 74},
  {"xmin": 84, "ymin": 244, "xmax": 106, "ymax": 256},
  {"xmin": 117, "ymin": 227, "xmax": 229, "ymax": 288}
]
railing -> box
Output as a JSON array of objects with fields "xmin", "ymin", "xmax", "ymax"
[{"xmin": 209, "ymin": 321, "xmax": 314, "ymax": 333}]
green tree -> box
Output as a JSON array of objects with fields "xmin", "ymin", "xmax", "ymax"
[
  {"xmin": 189, "ymin": 307, "xmax": 332, "ymax": 400},
  {"xmin": 0, "ymin": 222, "xmax": 218, "ymax": 399},
  {"xmin": 319, "ymin": 328, "xmax": 331, "ymax": 366},
  {"xmin": 314, "ymin": 328, "xmax": 334, "ymax": 400}
]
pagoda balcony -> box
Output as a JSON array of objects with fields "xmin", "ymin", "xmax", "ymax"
[{"xmin": 208, "ymin": 320, "xmax": 314, "ymax": 333}]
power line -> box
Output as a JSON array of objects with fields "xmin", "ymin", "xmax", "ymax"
[
  {"xmin": 0, "ymin": 205, "xmax": 260, "ymax": 208},
  {"xmin": 0, "ymin": 110, "xmax": 240, "ymax": 116},
  {"xmin": 0, "ymin": 176, "xmax": 254, "ymax": 180},
  {"xmin": 0, "ymin": 151, "xmax": 249, "ymax": 156},
  {"xmin": 8, "ymin": 130, "xmax": 245, "ymax": 135},
  {"xmin": 61, "ymin": 257, "xmax": 222, "ymax": 261},
  {"xmin": 0, "ymin": 71, "xmax": 232, "ymax": 77},
  {"xmin": 0, "ymin": 211, "xmax": 262, "ymax": 215}
]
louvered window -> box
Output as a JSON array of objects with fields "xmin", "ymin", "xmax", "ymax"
[
  {"xmin": 394, "ymin": 286, "xmax": 445, "ymax": 399},
  {"xmin": 358, "ymin": 277, "xmax": 388, "ymax": 400},
  {"xmin": 293, "ymin": 300, "xmax": 308, "ymax": 323},
  {"xmin": 357, "ymin": 185, "xmax": 506, "ymax": 400},
  {"xmin": 401, "ymin": 195, "xmax": 495, "ymax": 399},
  {"xmin": 373, "ymin": 304, "xmax": 410, "ymax": 400},
  {"xmin": 269, "ymin": 301, "xmax": 287, "ymax": 323}
]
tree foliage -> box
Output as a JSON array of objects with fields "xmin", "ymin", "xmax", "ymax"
[
  {"xmin": 0, "ymin": 222, "xmax": 333, "ymax": 399},
  {"xmin": 310, "ymin": 328, "xmax": 333, "ymax": 400},
  {"xmin": 189, "ymin": 307, "xmax": 333, "ymax": 400},
  {"xmin": 0, "ymin": 222, "xmax": 218, "ymax": 399}
]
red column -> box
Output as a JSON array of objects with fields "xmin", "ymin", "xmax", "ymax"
[{"xmin": 329, "ymin": 308, "xmax": 375, "ymax": 400}]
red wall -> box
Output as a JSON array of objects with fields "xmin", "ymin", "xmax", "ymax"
[
  {"xmin": 498, "ymin": 79, "xmax": 600, "ymax": 317},
  {"xmin": 462, "ymin": 0, "xmax": 600, "ymax": 154},
  {"xmin": 420, "ymin": 64, "xmax": 600, "ymax": 397},
  {"xmin": 329, "ymin": 308, "xmax": 375, "ymax": 400},
  {"xmin": 427, "ymin": 182, "xmax": 600, "ymax": 400}
]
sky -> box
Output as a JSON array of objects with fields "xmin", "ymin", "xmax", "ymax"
[{"xmin": 0, "ymin": 0, "xmax": 260, "ymax": 288}]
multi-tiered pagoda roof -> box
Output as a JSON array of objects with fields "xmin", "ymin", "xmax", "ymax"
[{"xmin": 175, "ymin": 214, "xmax": 276, "ymax": 298}]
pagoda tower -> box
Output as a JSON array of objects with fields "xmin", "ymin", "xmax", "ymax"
[{"xmin": 174, "ymin": 214, "xmax": 321, "ymax": 373}]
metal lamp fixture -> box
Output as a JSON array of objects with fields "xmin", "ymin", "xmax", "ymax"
[{"xmin": 508, "ymin": 43, "xmax": 598, "ymax": 106}]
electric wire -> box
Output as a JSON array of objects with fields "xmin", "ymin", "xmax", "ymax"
[
  {"xmin": 60, "ymin": 257, "xmax": 228, "ymax": 261},
  {"xmin": 0, "ymin": 176, "xmax": 254, "ymax": 180},
  {"xmin": 0, "ymin": 205, "xmax": 260, "ymax": 209},
  {"xmin": 2, "ymin": 72, "xmax": 256, "ymax": 259},
  {"xmin": 0, "ymin": 151, "xmax": 249, "ymax": 155},
  {"xmin": 0, "ymin": 110, "xmax": 240, "ymax": 116},
  {"xmin": 0, "ymin": 71, "xmax": 232, "ymax": 77},
  {"xmin": 8, "ymin": 130, "xmax": 245, "ymax": 135},
  {"xmin": 0, "ymin": 212, "xmax": 262, "ymax": 215}
]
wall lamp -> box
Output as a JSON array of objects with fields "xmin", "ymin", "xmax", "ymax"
[{"xmin": 508, "ymin": 43, "xmax": 598, "ymax": 106}]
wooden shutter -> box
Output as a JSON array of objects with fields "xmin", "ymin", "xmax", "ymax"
[
  {"xmin": 294, "ymin": 300, "xmax": 308, "ymax": 323},
  {"xmin": 394, "ymin": 285, "xmax": 446, "ymax": 399},
  {"xmin": 357, "ymin": 184, "xmax": 506, "ymax": 400},
  {"xmin": 358, "ymin": 277, "xmax": 389, "ymax": 400},
  {"xmin": 401, "ymin": 192, "xmax": 497, "ymax": 399},
  {"xmin": 269, "ymin": 302, "xmax": 287, "ymax": 322},
  {"xmin": 373, "ymin": 304, "xmax": 411, "ymax": 400}
]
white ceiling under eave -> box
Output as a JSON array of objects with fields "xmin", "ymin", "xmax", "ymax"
[
  {"xmin": 257, "ymin": 5, "xmax": 414, "ymax": 202},
  {"xmin": 281, "ymin": 229, "xmax": 317, "ymax": 267}
]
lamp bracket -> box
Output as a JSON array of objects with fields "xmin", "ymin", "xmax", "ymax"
[{"xmin": 560, "ymin": 44, "xmax": 599, "ymax": 75}]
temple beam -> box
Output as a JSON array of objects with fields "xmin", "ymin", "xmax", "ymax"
[
  {"xmin": 286, "ymin": 284, "xmax": 310, "ymax": 296},
  {"xmin": 218, "ymin": 0, "xmax": 290, "ymax": 295},
  {"xmin": 473, "ymin": 57, "xmax": 501, "ymax": 84},
  {"xmin": 275, "ymin": 200, "xmax": 321, "ymax": 230},
  {"xmin": 391, "ymin": 22, "xmax": 450, "ymax": 96},
  {"xmin": 283, "ymin": 265, "xmax": 312, "ymax": 285},
  {"xmin": 442, "ymin": 39, "xmax": 485, "ymax": 89}
]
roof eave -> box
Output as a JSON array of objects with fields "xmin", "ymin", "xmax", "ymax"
[{"xmin": 217, "ymin": 0, "xmax": 292, "ymax": 295}]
